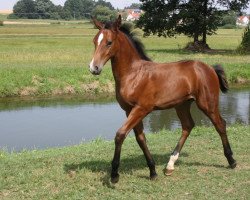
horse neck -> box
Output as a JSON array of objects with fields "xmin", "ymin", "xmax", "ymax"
[{"xmin": 111, "ymin": 32, "xmax": 141, "ymax": 82}]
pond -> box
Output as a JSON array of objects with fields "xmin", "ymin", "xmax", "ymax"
[{"xmin": 0, "ymin": 88, "xmax": 249, "ymax": 152}]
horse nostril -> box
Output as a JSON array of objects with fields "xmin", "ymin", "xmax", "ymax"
[{"xmin": 95, "ymin": 66, "xmax": 99, "ymax": 71}]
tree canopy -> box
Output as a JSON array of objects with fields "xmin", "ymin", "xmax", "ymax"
[
  {"xmin": 9, "ymin": 0, "xmax": 117, "ymax": 20},
  {"xmin": 137, "ymin": 0, "xmax": 250, "ymax": 49}
]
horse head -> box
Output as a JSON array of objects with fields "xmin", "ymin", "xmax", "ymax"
[{"xmin": 89, "ymin": 15, "xmax": 122, "ymax": 75}]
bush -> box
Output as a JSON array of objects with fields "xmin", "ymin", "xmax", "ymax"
[
  {"xmin": 221, "ymin": 24, "xmax": 236, "ymax": 29},
  {"xmin": 0, "ymin": 21, "xmax": 3, "ymax": 26},
  {"xmin": 237, "ymin": 25, "xmax": 250, "ymax": 54}
]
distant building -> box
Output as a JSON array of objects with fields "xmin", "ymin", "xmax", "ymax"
[
  {"xmin": 236, "ymin": 16, "xmax": 250, "ymax": 27},
  {"xmin": 126, "ymin": 9, "xmax": 142, "ymax": 21}
]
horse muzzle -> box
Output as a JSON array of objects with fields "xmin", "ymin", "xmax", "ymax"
[{"xmin": 89, "ymin": 59, "xmax": 103, "ymax": 75}]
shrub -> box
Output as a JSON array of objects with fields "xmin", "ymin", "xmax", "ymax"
[
  {"xmin": 0, "ymin": 21, "xmax": 3, "ymax": 26},
  {"xmin": 237, "ymin": 25, "xmax": 250, "ymax": 54},
  {"xmin": 221, "ymin": 24, "xmax": 236, "ymax": 29}
]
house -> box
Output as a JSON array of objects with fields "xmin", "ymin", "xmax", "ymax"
[
  {"xmin": 126, "ymin": 9, "xmax": 142, "ymax": 21},
  {"xmin": 236, "ymin": 16, "xmax": 250, "ymax": 27}
]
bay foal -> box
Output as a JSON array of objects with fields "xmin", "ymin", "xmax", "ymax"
[{"xmin": 89, "ymin": 15, "xmax": 236, "ymax": 183}]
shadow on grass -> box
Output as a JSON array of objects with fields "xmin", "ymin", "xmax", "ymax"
[
  {"xmin": 147, "ymin": 48, "xmax": 237, "ymax": 56},
  {"xmin": 63, "ymin": 151, "xmax": 228, "ymax": 185}
]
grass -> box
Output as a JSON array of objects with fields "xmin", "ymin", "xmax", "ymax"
[
  {"xmin": 0, "ymin": 21, "xmax": 249, "ymax": 97},
  {"xmin": 0, "ymin": 125, "xmax": 249, "ymax": 199}
]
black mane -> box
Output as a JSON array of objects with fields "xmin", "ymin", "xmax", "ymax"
[{"xmin": 104, "ymin": 22, "xmax": 151, "ymax": 61}]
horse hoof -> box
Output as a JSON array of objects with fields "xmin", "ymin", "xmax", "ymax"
[
  {"xmin": 164, "ymin": 168, "xmax": 174, "ymax": 176},
  {"xmin": 111, "ymin": 174, "xmax": 119, "ymax": 184},
  {"xmin": 150, "ymin": 173, "xmax": 158, "ymax": 180},
  {"xmin": 230, "ymin": 161, "xmax": 237, "ymax": 169}
]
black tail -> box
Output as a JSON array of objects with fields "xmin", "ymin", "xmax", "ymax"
[{"xmin": 213, "ymin": 64, "xmax": 229, "ymax": 93}]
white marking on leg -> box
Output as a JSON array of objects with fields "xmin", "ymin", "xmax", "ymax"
[
  {"xmin": 97, "ymin": 33, "xmax": 104, "ymax": 46},
  {"xmin": 167, "ymin": 153, "xmax": 179, "ymax": 170}
]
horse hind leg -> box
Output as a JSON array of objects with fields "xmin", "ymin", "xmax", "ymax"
[
  {"xmin": 165, "ymin": 100, "xmax": 195, "ymax": 176},
  {"xmin": 196, "ymin": 98, "xmax": 237, "ymax": 169}
]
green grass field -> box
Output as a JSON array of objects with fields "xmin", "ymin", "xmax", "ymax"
[
  {"xmin": 0, "ymin": 125, "xmax": 249, "ymax": 199},
  {"xmin": 0, "ymin": 20, "xmax": 249, "ymax": 97}
]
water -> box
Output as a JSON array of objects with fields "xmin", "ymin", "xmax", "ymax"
[{"xmin": 0, "ymin": 89, "xmax": 249, "ymax": 151}]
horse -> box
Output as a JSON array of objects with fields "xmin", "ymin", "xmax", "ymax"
[{"xmin": 89, "ymin": 15, "xmax": 236, "ymax": 183}]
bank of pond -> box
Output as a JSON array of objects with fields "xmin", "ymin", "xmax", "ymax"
[{"xmin": 0, "ymin": 87, "xmax": 249, "ymax": 152}]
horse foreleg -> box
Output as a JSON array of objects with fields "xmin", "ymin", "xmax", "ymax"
[
  {"xmin": 165, "ymin": 101, "xmax": 195, "ymax": 176},
  {"xmin": 111, "ymin": 105, "xmax": 149, "ymax": 183},
  {"xmin": 134, "ymin": 121, "xmax": 157, "ymax": 180}
]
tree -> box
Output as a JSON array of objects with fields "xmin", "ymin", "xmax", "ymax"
[
  {"xmin": 95, "ymin": 0, "xmax": 114, "ymax": 10},
  {"xmin": 238, "ymin": 25, "xmax": 250, "ymax": 53},
  {"xmin": 91, "ymin": 5, "xmax": 117, "ymax": 22},
  {"xmin": 34, "ymin": 0, "xmax": 56, "ymax": 19},
  {"xmin": 64, "ymin": 0, "xmax": 95, "ymax": 19},
  {"xmin": 137, "ymin": 0, "xmax": 250, "ymax": 50},
  {"xmin": 12, "ymin": 0, "xmax": 36, "ymax": 19},
  {"xmin": 125, "ymin": 3, "xmax": 142, "ymax": 9}
]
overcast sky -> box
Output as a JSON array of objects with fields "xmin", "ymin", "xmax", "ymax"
[
  {"xmin": 0, "ymin": 0, "xmax": 140, "ymax": 10},
  {"xmin": 0, "ymin": 0, "xmax": 249, "ymax": 13}
]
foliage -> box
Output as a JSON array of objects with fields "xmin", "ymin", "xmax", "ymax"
[
  {"xmin": 10, "ymin": 0, "xmax": 63, "ymax": 19},
  {"xmin": 238, "ymin": 25, "xmax": 250, "ymax": 54},
  {"xmin": 9, "ymin": 0, "xmax": 116, "ymax": 20},
  {"xmin": 64, "ymin": 0, "xmax": 95, "ymax": 19},
  {"xmin": 137, "ymin": 0, "xmax": 250, "ymax": 48},
  {"xmin": 220, "ymin": 11, "xmax": 237, "ymax": 28},
  {"xmin": 95, "ymin": 0, "xmax": 115, "ymax": 10},
  {"xmin": 12, "ymin": 0, "xmax": 37, "ymax": 19},
  {"xmin": 124, "ymin": 3, "xmax": 142, "ymax": 9},
  {"xmin": 91, "ymin": 5, "xmax": 117, "ymax": 22}
]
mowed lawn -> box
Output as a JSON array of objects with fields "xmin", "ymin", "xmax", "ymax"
[
  {"xmin": 0, "ymin": 125, "xmax": 249, "ymax": 199},
  {"xmin": 0, "ymin": 20, "xmax": 249, "ymax": 97}
]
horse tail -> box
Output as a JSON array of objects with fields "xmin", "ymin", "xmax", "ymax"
[{"xmin": 213, "ymin": 64, "xmax": 229, "ymax": 93}]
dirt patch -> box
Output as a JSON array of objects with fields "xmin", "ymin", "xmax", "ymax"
[
  {"xmin": 19, "ymin": 87, "xmax": 37, "ymax": 96},
  {"xmin": 184, "ymin": 41, "xmax": 213, "ymax": 52},
  {"xmin": 64, "ymin": 86, "xmax": 75, "ymax": 94},
  {"xmin": 80, "ymin": 81, "xmax": 100, "ymax": 92},
  {"xmin": 0, "ymin": 10, "xmax": 12, "ymax": 14},
  {"xmin": 3, "ymin": 21, "xmax": 50, "ymax": 25},
  {"xmin": 235, "ymin": 77, "xmax": 250, "ymax": 84}
]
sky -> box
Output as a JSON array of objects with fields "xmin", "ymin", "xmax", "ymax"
[
  {"xmin": 0, "ymin": 0, "xmax": 140, "ymax": 10},
  {"xmin": 0, "ymin": 0, "xmax": 249, "ymax": 13}
]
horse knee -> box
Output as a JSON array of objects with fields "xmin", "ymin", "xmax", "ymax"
[
  {"xmin": 188, "ymin": 121, "xmax": 195, "ymax": 131},
  {"xmin": 114, "ymin": 130, "xmax": 126, "ymax": 145},
  {"xmin": 182, "ymin": 121, "xmax": 195, "ymax": 136}
]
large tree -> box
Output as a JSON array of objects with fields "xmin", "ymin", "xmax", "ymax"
[
  {"xmin": 137, "ymin": 0, "xmax": 250, "ymax": 50},
  {"xmin": 12, "ymin": 0, "xmax": 36, "ymax": 19},
  {"xmin": 91, "ymin": 5, "xmax": 117, "ymax": 22},
  {"xmin": 95, "ymin": 0, "xmax": 115, "ymax": 10},
  {"xmin": 64, "ymin": 0, "xmax": 95, "ymax": 19},
  {"xmin": 34, "ymin": 0, "xmax": 56, "ymax": 19}
]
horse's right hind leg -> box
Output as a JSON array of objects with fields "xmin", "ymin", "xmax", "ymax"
[{"xmin": 196, "ymin": 100, "xmax": 237, "ymax": 169}]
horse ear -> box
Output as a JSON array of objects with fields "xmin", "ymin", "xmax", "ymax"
[
  {"xmin": 113, "ymin": 15, "xmax": 122, "ymax": 31},
  {"xmin": 92, "ymin": 16, "xmax": 103, "ymax": 30}
]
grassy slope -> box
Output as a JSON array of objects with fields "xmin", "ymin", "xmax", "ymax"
[
  {"xmin": 0, "ymin": 21, "xmax": 250, "ymax": 97},
  {"xmin": 0, "ymin": 125, "xmax": 249, "ymax": 199}
]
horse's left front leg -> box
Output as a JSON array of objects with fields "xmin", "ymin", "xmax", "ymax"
[
  {"xmin": 111, "ymin": 105, "xmax": 149, "ymax": 183},
  {"xmin": 134, "ymin": 121, "xmax": 157, "ymax": 180}
]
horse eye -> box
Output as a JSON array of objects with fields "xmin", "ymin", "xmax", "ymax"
[{"xmin": 107, "ymin": 41, "xmax": 112, "ymax": 46}]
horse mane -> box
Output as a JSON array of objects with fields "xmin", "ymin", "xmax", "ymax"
[
  {"xmin": 119, "ymin": 23, "xmax": 151, "ymax": 61},
  {"xmin": 104, "ymin": 22, "xmax": 151, "ymax": 61}
]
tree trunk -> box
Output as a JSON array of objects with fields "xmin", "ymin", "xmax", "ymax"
[{"xmin": 202, "ymin": 0, "xmax": 208, "ymax": 44}]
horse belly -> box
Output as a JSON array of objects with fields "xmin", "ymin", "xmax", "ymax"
[{"xmin": 153, "ymin": 76, "xmax": 196, "ymax": 109}]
